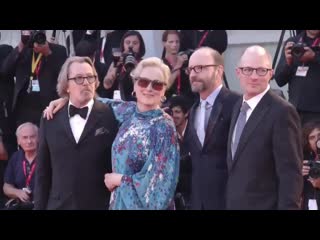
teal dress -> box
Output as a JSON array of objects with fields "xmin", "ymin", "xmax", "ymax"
[{"xmin": 99, "ymin": 98, "xmax": 180, "ymax": 210}]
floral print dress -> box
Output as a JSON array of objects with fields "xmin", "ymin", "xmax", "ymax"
[{"xmin": 99, "ymin": 98, "xmax": 180, "ymax": 210}]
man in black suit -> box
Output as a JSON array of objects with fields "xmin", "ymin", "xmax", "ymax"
[
  {"xmin": 1, "ymin": 30, "xmax": 67, "ymax": 127},
  {"xmin": 184, "ymin": 47, "xmax": 240, "ymax": 210},
  {"xmin": 33, "ymin": 56, "xmax": 118, "ymax": 210},
  {"xmin": 226, "ymin": 45, "xmax": 303, "ymax": 210}
]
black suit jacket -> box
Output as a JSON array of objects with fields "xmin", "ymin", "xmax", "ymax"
[
  {"xmin": 1, "ymin": 43, "xmax": 67, "ymax": 118},
  {"xmin": 226, "ymin": 90, "xmax": 303, "ymax": 210},
  {"xmin": 184, "ymin": 87, "xmax": 240, "ymax": 209},
  {"xmin": 34, "ymin": 100, "xmax": 118, "ymax": 210}
]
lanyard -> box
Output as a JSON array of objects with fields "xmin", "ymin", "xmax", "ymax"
[
  {"xmin": 23, "ymin": 160, "xmax": 36, "ymax": 187},
  {"xmin": 31, "ymin": 52, "xmax": 43, "ymax": 79},
  {"xmin": 198, "ymin": 31, "xmax": 209, "ymax": 48}
]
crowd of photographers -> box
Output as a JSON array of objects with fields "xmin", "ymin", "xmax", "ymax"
[{"xmin": 0, "ymin": 30, "xmax": 320, "ymax": 210}]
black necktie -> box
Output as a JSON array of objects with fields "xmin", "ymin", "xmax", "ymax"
[{"xmin": 69, "ymin": 105, "xmax": 88, "ymax": 119}]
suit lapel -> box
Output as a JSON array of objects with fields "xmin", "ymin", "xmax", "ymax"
[
  {"xmin": 59, "ymin": 104, "xmax": 77, "ymax": 145},
  {"xmin": 78, "ymin": 100, "xmax": 103, "ymax": 144},
  {"xmin": 202, "ymin": 87, "xmax": 227, "ymax": 147},
  {"xmin": 231, "ymin": 91, "xmax": 272, "ymax": 168},
  {"xmin": 227, "ymin": 99, "xmax": 242, "ymax": 169},
  {"xmin": 188, "ymin": 100, "xmax": 203, "ymax": 150}
]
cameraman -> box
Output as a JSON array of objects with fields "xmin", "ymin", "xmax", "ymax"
[
  {"xmin": 301, "ymin": 120, "xmax": 320, "ymax": 210},
  {"xmin": 275, "ymin": 30, "xmax": 320, "ymax": 125},
  {"xmin": 103, "ymin": 30, "xmax": 146, "ymax": 101},
  {"xmin": 1, "ymin": 30, "xmax": 67, "ymax": 127}
]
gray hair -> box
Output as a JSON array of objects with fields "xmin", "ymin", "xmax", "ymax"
[
  {"xmin": 56, "ymin": 56, "xmax": 100, "ymax": 98},
  {"xmin": 16, "ymin": 122, "xmax": 39, "ymax": 138}
]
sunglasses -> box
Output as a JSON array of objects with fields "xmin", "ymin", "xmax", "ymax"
[{"xmin": 135, "ymin": 77, "xmax": 167, "ymax": 91}]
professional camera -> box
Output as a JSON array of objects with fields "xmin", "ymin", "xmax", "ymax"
[
  {"xmin": 178, "ymin": 49, "xmax": 194, "ymax": 69},
  {"xmin": 122, "ymin": 47, "xmax": 137, "ymax": 72},
  {"xmin": 290, "ymin": 42, "xmax": 320, "ymax": 59},
  {"xmin": 291, "ymin": 42, "xmax": 307, "ymax": 58},
  {"xmin": 305, "ymin": 139, "xmax": 320, "ymax": 178}
]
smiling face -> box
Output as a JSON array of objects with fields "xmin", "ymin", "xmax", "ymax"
[
  {"xmin": 134, "ymin": 66, "xmax": 166, "ymax": 112},
  {"xmin": 236, "ymin": 46, "xmax": 273, "ymax": 100},
  {"xmin": 67, "ymin": 62, "xmax": 97, "ymax": 107}
]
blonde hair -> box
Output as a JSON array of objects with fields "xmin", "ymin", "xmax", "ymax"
[
  {"xmin": 56, "ymin": 56, "xmax": 100, "ymax": 98},
  {"xmin": 130, "ymin": 57, "xmax": 170, "ymax": 89}
]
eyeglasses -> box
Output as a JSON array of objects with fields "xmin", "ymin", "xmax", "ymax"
[
  {"xmin": 135, "ymin": 77, "xmax": 167, "ymax": 91},
  {"xmin": 68, "ymin": 75, "xmax": 97, "ymax": 85},
  {"xmin": 238, "ymin": 67, "xmax": 272, "ymax": 76},
  {"xmin": 186, "ymin": 64, "xmax": 218, "ymax": 75}
]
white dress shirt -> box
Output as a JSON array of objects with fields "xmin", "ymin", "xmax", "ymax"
[
  {"xmin": 232, "ymin": 84, "xmax": 270, "ymax": 144},
  {"xmin": 68, "ymin": 99, "xmax": 94, "ymax": 143}
]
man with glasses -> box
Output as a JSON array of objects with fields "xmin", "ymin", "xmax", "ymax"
[
  {"xmin": 34, "ymin": 56, "xmax": 118, "ymax": 210},
  {"xmin": 226, "ymin": 45, "xmax": 303, "ymax": 210},
  {"xmin": 183, "ymin": 47, "xmax": 240, "ymax": 210}
]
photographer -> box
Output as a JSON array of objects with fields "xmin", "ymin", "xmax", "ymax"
[
  {"xmin": 1, "ymin": 30, "xmax": 67, "ymax": 127},
  {"xmin": 275, "ymin": 30, "xmax": 320, "ymax": 125},
  {"xmin": 3, "ymin": 122, "xmax": 38, "ymax": 210},
  {"xmin": 301, "ymin": 120, "xmax": 320, "ymax": 210},
  {"xmin": 103, "ymin": 30, "xmax": 146, "ymax": 101},
  {"xmin": 162, "ymin": 30, "xmax": 196, "ymax": 104}
]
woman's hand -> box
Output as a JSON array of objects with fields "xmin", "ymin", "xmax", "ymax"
[
  {"xmin": 104, "ymin": 173, "xmax": 123, "ymax": 192},
  {"xmin": 302, "ymin": 160, "xmax": 310, "ymax": 176},
  {"xmin": 43, "ymin": 98, "xmax": 68, "ymax": 120},
  {"xmin": 103, "ymin": 65, "xmax": 117, "ymax": 90}
]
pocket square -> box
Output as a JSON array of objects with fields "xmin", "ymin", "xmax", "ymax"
[{"xmin": 95, "ymin": 127, "xmax": 109, "ymax": 136}]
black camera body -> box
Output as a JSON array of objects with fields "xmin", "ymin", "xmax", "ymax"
[
  {"xmin": 291, "ymin": 42, "xmax": 307, "ymax": 58},
  {"xmin": 291, "ymin": 42, "xmax": 320, "ymax": 59},
  {"xmin": 305, "ymin": 160, "xmax": 320, "ymax": 178},
  {"xmin": 122, "ymin": 47, "xmax": 137, "ymax": 72}
]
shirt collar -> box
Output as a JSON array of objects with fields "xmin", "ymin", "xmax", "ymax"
[
  {"xmin": 243, "ymin": 84, "xmax": 270, "ymax": 111},
  {"xmin": 68, "ymin": 99, "xmax": 94, "ymax": 119},
  {"xmin": 201, "ymin": 84, "xmax": 223, "ymax": 107}
]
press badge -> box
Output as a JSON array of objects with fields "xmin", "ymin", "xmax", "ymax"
[
  {"xmin": 295, "ymin": 66, "xmax": 309, "ymax": 77},
  {"xmin": 113, "ymin": 90, "xmax": 121, "ymax": 100},
  {"xmin": 308, "ymin": 199, "xmax": 318, "ymax": 210},
  {"xmin": 31, "ymin": 79, "xmax": 40, "ymax": 92}
]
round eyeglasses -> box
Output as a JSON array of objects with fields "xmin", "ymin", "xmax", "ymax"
[
  {"xmin": 68, "ymin": 75, "xmax": 97, "ymax": 85},
  {"xmin": 238, "ymin": 67, "xmax": 272, "ymax": 77}
]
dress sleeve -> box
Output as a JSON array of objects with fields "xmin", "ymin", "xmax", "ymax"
[
  {"xmin": 117, "ymin": 121, "xmax": 180, "ymax": 209},
  {"xmin": 97, "ymin": 97, "xmax": 136, "ymax": 124}
]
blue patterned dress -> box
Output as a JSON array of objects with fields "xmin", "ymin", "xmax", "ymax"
[{"xmin": 99, "ymin": 98, "xmax": 180, "ymax": 210}]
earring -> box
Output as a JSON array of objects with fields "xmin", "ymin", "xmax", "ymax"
[
  {"xmin": 161, "ymin": 96, "xmax": 167, "ymax": 103},
  {"xmin": 131, "ymin": 91, "xmax": 136, "ymax": 97}
]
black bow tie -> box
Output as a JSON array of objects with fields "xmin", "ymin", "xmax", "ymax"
[{"xmin": 69, "ymin": 105, "xmax": 89, "ymax": 119}]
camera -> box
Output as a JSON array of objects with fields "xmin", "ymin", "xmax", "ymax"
[
  {"xmin": 21, "ymin": 30, "xmax": 46, "ymax": 48},
  {"xmin": 122, "ymin": 47, "xmax": 137, "ymax": 72},
  {"xmin": 304, "ymin": 139, "xmax": 320, "ymax": 178},
  {"xmin": 290, "ymin": 42, "xmax": 320, "ymax": 59},
  {"xmin": 305, "ymin": 160, "xmax": 320, "ymax": 178},
  {"xmin": 291, "ymin": 42, "xmax": 307, "ymax": 58},
  {"xmin": 178, "ymin": 49, "xmax": 194, "ymax": 69}
]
